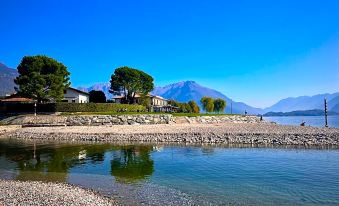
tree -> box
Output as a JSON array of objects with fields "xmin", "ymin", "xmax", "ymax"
[
  {"xmin": 89, "ymin": 90, "xmax": 106, "ymax": 103},
  {"xmin": 14, "ymin": 55, "xmax": 70, "ymax": 102},
  {"xmin": 213, "ymin": 98, "xmax": 226, "ymax": 113},
  {"xmin": 188, "ymin": 100, "xmax": 200, "ymax": 113},
  {"xmin": 110, "ymin": 66, "xmax": 154, "ymax": 104},
  {"xmin": 200, "ymin": 96, "xmax": 214, "ymax": 113}
]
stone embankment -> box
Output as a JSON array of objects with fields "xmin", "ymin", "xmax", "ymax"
[
  {"xmin": 0, "ymin": 180, "xmax": 117, "ymax": 206},
  {"xmin": 1, "ymin": 114, "xmax": 262, "ymax": 126},
  {"xmin": 8, "ymin": 123, "xmax": 339, "ymax": 146}
]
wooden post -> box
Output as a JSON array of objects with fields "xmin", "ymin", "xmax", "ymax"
[{"xmin": 324, "ymin": 98, "xmax": 328, "ymax": 128}]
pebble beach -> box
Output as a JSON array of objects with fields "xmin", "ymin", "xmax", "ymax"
[
  {"xmin": 0, "ymin": 180, "xmax": 117, "ymax": 206},
  {"xmin": 4, "ymin": 122, "xmax": 339, "ymax": 146}
]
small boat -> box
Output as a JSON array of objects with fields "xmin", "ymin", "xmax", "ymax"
[{"xmin": 78, "ymin": 150, "xmax": 87, "ymax": 160}]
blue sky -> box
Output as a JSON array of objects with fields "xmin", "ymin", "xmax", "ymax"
[{"xmin": 1, "ymin": 0, "xmax": 339, "ymax": 108}]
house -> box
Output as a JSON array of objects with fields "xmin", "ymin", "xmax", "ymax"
[
  {"xmin": 113, "ymin": 93, "xmax": 177, "ymax": 112},
  {"xmin": 62, "ymin": 87, "xmax": 89, "ymax": 103}
]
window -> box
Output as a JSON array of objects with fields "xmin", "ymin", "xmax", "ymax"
[
  {"xmin": 72, "ymin": 100, "xmax": 76, "ymax": 103},
  {"xmin": 63, "ymin": 90, "xmax": 67, "ymax": 94}
]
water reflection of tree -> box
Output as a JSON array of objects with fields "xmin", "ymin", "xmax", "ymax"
[
  {"xmin": 111, "ymin": 146, "xmax": 154, "ymax": 183},
  {"xmin": 0, "ymin": 141, "xmax": 111, "ymax": 182}
]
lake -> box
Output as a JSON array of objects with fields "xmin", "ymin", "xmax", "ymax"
[
  {"xmin": 264, "ymin": 116, "xmax": 339, "ymax": 128},
  {"xmin": 1, "ymin": 138, "xmax": 339, "ymax": 205}
]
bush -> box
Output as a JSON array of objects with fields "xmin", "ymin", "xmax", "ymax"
[
  {"xmin": 55, "ymin": 103, "xmax": 146, "ymax": 112},
  {"xmin": 0, "ymin": 102, "xmax": 146, "ymax": 113}
]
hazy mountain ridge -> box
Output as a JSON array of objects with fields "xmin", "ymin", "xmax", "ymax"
[
  {"xmin": 0, "ymin": 62, "xmax": 18, "ymax": 96},
  {"xmin": 264, "ymin": 92, "xmax": 339, "ymax": 113},
  {"xmin": 264, "ymin": 109, "xmax": 339, "ymax": 117}
]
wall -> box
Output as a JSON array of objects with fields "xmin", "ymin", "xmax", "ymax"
[{"xmin": 63, "ymin": 89, "xmax": 89, "ymax": 103}]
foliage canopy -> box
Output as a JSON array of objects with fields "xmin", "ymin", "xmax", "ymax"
[
  {"xmin": 110, "ymin": 66, "xmax": 154, "ymax": 104},
  {"xmin": 14, "ymin": 55, "xmax": 70, "ymax": 102}
]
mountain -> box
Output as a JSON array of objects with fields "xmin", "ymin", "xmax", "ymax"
[
  {"xmin": 328, "ymin": 96, "xmax": 339, "ymax": 113},
  {"xmin": 264, "ymin": 109, "xmax": 339, "ymax": 117},
  {"xmin": 78, "ymin": 83, "xmax": 113, "ymax": 99},
  {"xmin": 0, "ymin": 63, "xmax": 18, "ymax": 97},
  {"xmin": 264, "ymin": 92, "xmax": 339, "ymax": 113},
  {"xmin": 152, "ymin": 81, "xmax": 263, "ymax": 114}
]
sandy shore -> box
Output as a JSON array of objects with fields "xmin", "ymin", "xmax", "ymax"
[
  {"xmin": 0, "ymin": 180, "xmax": 117, "ymax": 206},
  {"xmin": 4, "ymin": 123, "xmax": 339, "ymax": 146}
]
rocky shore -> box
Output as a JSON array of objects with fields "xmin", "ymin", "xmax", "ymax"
[
  {"xmin": 0, "ymin": 180, "xmax": 117, "ymax": 206},
  {"xmin": 6, "ymin": 123, "xmax": 339, "ymax": 146}
]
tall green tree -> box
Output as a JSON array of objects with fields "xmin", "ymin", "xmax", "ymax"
[
  {"xmin": 200, "ymin": 96, "xmax": 214, "ymax": 113},
  {"xmin": 213, "ymin": 98, "xmax": 226, "ymax": 113},
  {"xmin": 110, "ymin": 66, "xmax": 154, "ymax": 104},
  {"xmin": 14, "ymin": 55, "xmax": 70, "ymax": 102},
  {"xmin": 89, "ymin": 90, "xmax": 106, "ymax": 103},
  {"xmin": 188, "ymin": 100, "xmax": 200, "ymax": 113}
]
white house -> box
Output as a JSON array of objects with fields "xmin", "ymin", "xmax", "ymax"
[{"xmin": 62, "ymin": 87, "xmax": 89, "ymax": 103}]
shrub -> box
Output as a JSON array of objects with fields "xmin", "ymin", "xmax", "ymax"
[
  {"xmin": 0, "ymin": 102, "xmax": 146, "ymax": 113},
  {"xmin": 55, "ymin": 103, "xmax": 146, "ymax": 112}
]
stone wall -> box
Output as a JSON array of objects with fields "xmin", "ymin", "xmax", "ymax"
[
  {"xmin": 65, "ymin": 114, "xmax": 171, "ymax": 126},
  {"xmin": 173, "ymin": 115, "xmax": 262, "ymax": 124},
  {"xmin": 16, "ymin": 114, "xmax": 172, "ymax": 126},
  {"xmin": 3, "ymin": 114, "xmax": 262, "ymax": 126}
]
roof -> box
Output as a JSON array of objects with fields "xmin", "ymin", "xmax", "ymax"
[
  {"xmin": 67, "ymin": 87, "xmax": 89, "ymax": 95},
  {"xmin": 1, "ymin": 97, "xmax": 35, "ymax": 102}
]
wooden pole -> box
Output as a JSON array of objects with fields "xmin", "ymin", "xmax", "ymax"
[{"xmin": 324, "ymin": 98, "xmax": 328, "ymax": 128}]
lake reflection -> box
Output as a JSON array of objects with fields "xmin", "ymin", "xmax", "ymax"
[
  {"xmin": 0, "ymin": 139, "xmax": 154, "ymax": 183},
  {"xmin": 1, "ymin": 138, "xmax": 339, "ymax": 206}
]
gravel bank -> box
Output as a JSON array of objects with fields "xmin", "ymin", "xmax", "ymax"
[
  {"xmin": 0, "ymin": 180, "xmax": 117, "ymax": 206},
  {"xmin": 7, "ymin": 123, "xmax": 339, "ymax": 146}
]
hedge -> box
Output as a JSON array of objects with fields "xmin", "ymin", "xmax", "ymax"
[
  {"xmin": 55, "ymin": 103, "xmax": 146, "ymax": 112},
  {"xmin": 0, "ymin": 102, "xmax": 146, "ymax": 113}
]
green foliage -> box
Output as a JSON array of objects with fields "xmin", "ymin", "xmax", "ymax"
[
  {"xmin": 169, "ymin": 99, "xmax": 200, "ymax": 113},
  {"xmin": 139, "ymin": 94, "xmax": 152, "ymax": 111},
  {"xmin": 89, "ymin": 90, "xmax": 106, "ymax": 103},
  {"xmin": 188, "ymin": 100, "xmax": 200, "ymax": 113},
  {"xmin": 213, "ymin": 98, "xmax": 226, "ymax": 113},
  {"xmin": 14, "ymin": 55, "xmax": 70, "ymax": 102},
  {"xmin": 110, "ymin": 66, "xmax": 154, "ymax": 104},
  {"xmin": 55, "ymin": 103, "xmax": 146, "ymax": 112},
  {"xmin": 200, "ymin": 96, "xmax": 214, "ymax": 113}
]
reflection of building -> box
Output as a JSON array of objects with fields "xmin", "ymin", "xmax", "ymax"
[
  {"xmin": 113, "ymin": 93, "xmax": 177, "ymax": 112},
  {"xmin": 62, "ymin": 87, "xmax": 89, "ymax": 103}
]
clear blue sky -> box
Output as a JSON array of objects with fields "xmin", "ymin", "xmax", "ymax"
[{"xmin": 1, "ymin": 0, "xmax": 339, "ymax": 108}]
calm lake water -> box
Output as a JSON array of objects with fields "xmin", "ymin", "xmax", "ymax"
[
  {"xmin": 1, "ymin": 139, "xmax": 339, "ymax": 205},
  {"xmin": 264, "ymin": 116, "xmax": 339, "ymax": 128}
]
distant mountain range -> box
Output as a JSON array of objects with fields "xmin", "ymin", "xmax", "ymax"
[
  {"xmin": 264, "ymin": 109, "xmax": 339, "ymax": 117},
  {"xmin": 263, "ymin": 92, "xmax": 339, "ymax": 113},
  {"xmin": 1, "ymin": 62, "xmax": 338, "ymax": 114},
  {"xmin": 0, "ymin": 63, "xmax": 18, "ymax": 96}
]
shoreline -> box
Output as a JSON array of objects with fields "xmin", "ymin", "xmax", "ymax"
[
  {"xmin": 3, "ymin": 123, "xmax": 339, "ymax": 146},
  {"xmin": 0, "ymin": 179, "xmax": 117, "ymax": 206}
]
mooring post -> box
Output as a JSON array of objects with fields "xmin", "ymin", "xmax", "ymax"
[{"xmin": 324, "ymin": 98, "xmax": 328, "ymax": 128}]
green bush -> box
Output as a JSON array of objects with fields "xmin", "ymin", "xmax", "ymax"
[
  {"xmin": 0, "ymin": 102, "xmax": 146, "ymax": 113},
  {"xmin": 55, "ymin": 103, "xmax": 146, "ymax": 112}
]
